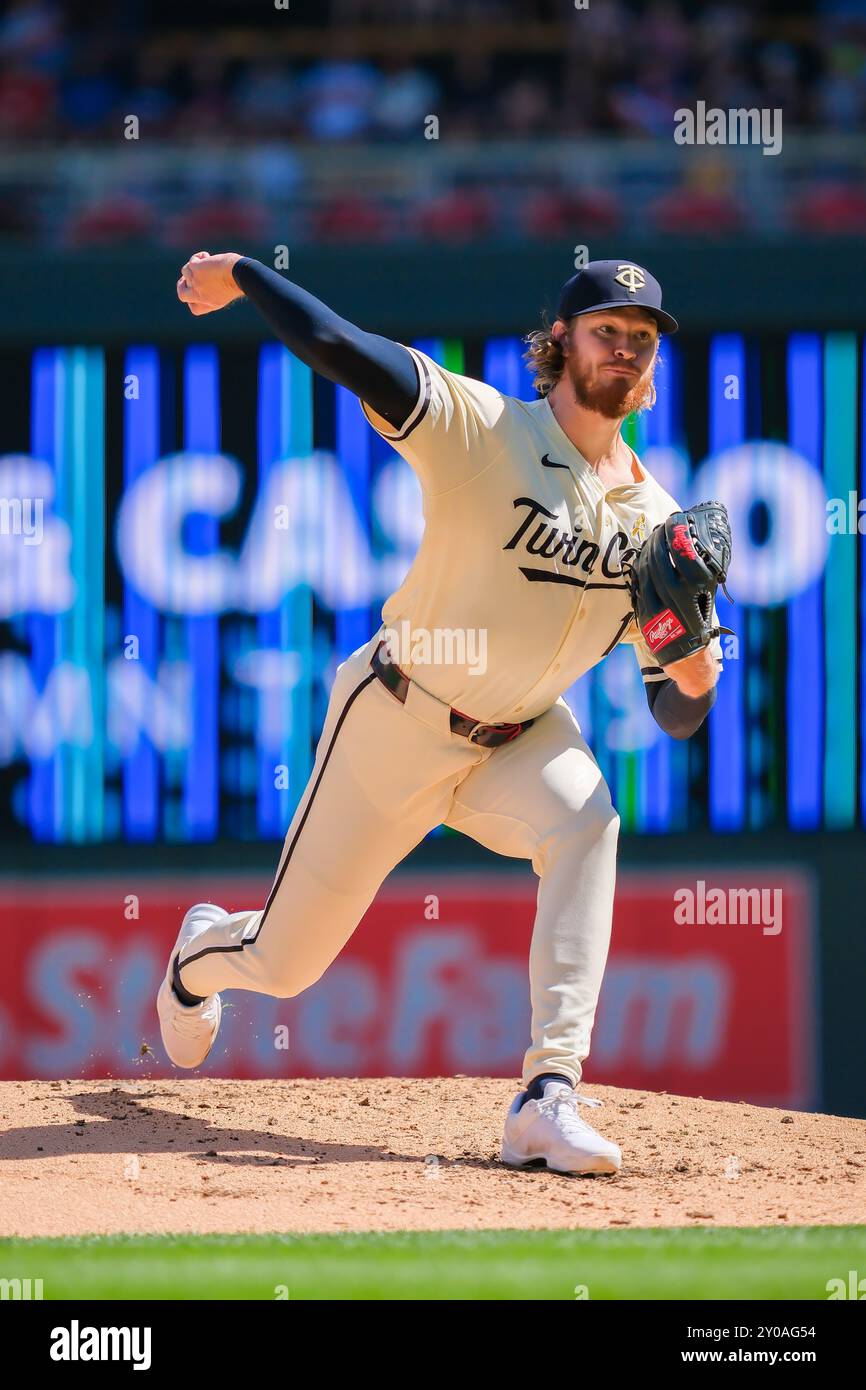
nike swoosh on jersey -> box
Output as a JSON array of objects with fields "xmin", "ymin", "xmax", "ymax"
[{"xmin": 540, "ymin": 453, "xmax": 570, "ymax": 470}]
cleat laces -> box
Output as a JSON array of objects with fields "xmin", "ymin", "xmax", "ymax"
[{"xmin": 535, "ymin": 1090, "xmax": 605, "ymax": 1140}]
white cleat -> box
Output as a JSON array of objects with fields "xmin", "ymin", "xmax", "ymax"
[
  {"xmin": 501, "ymin": 1081, "xmax": 622, "ymax": 1176},
  {"xmin": 157, "ymin": 902, "xmax": 228, "ymax": 1069}
]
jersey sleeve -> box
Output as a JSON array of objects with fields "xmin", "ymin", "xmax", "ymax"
[
  {"xmin": 619, "ymin": 621, "xmax": 669, "ymax": 686},
  {"xmin": 360, "ymin": 346, "xmax": 509, "ymax": 496}
]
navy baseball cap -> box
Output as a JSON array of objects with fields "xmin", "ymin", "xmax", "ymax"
[{"xmin": 556, "ymin": 260, "xmax": 678, "ymax": 335}]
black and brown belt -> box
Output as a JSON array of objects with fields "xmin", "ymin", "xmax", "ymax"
[{"xmin": 370, "ymin": 640, "xmax": 534, "ymax": 749}]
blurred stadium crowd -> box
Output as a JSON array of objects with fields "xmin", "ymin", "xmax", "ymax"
[{"xmin": 0, "ymin": 0, "xmax": 864, "ymax": 245}]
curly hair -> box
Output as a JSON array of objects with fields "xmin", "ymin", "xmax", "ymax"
[{"xmin": 523, "ymin": 313, "xmax": 566, "ymax": 397}]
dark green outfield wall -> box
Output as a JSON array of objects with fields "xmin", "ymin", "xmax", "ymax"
[{"xmin": 3, "ymin": 237, "xmax": 865, "ymax": 343}]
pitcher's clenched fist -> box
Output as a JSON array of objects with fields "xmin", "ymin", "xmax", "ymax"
[{"xmin": 176, "ymin": 251, "xmax": 245, "ymax": 315}]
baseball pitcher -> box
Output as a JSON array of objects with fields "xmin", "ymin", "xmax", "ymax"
[{"xmin": 159, "ymin": 254, "xmax": 731, "ymax": 1175}]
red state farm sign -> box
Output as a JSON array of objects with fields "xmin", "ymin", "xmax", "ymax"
[{"xmin": 0, "ymin": 869, "xmax": 815, "ymax": 1106}]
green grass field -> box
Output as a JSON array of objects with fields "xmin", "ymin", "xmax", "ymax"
[{"xmin": 1, "ymin": 1227, "xmax": 864, "ymax": 1300}]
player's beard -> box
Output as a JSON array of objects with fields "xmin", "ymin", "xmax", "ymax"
[{"xmin": 565, "ymin": 355, "xmax": 657, "ymax": 420}]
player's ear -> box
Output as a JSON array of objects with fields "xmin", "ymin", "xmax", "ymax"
[{"xmin": 551, "ymin": 318, "xmax": 570, "ymax": 351}]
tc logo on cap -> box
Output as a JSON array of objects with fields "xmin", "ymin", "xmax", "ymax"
[{"xmin": 614, "ymin": 264, "xmax": 646, "ymax": 294}]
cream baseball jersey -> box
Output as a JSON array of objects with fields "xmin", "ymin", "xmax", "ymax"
[{"xmin": 362, "ymin": 347, "xmax": 722, "ymax": 724}]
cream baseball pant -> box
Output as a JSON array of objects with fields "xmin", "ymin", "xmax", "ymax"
[{"xmin": 177, "ymin": 632, "xmax": 620, "ymax": 1087}]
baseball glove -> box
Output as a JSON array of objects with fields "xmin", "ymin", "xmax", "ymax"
[{"xmin": 628, "ymin": 501, "xmax": 733, "ymax": 665}]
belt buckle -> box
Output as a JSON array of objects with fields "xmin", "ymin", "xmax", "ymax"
[{"xmin": 467, "ymin": 720, "xmax": 523, "ymax": 746}]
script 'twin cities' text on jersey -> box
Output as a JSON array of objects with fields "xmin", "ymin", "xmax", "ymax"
[{"xmin": 361, "ymin": 347, "xmax": 723, "ymax": 724}]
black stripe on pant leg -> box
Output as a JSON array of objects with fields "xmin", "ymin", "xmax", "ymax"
[
  {"xmin": 254, "ymin": 669, "xmax": 379, "ymax": 931},
  {"xmin": 177, "ymin": 670, "xmax": 378, "ymax": 979}
]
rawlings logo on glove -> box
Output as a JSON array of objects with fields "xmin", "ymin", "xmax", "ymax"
[
  {"xmin": 670, "ymin": 523, "xmax": 697, "ymax": 561},
  {"xmin": 644, "ymin": 608, "xmax": 687, "ymax": 652},
  {"xmin": 628, "ymin": 501, "xmax": 733, "ymax": 666}
]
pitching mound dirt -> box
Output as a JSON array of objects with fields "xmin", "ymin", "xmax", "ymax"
[{"xmin": 0, "ymin": 1078, "xmax": 863, "ymax": 1237}]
